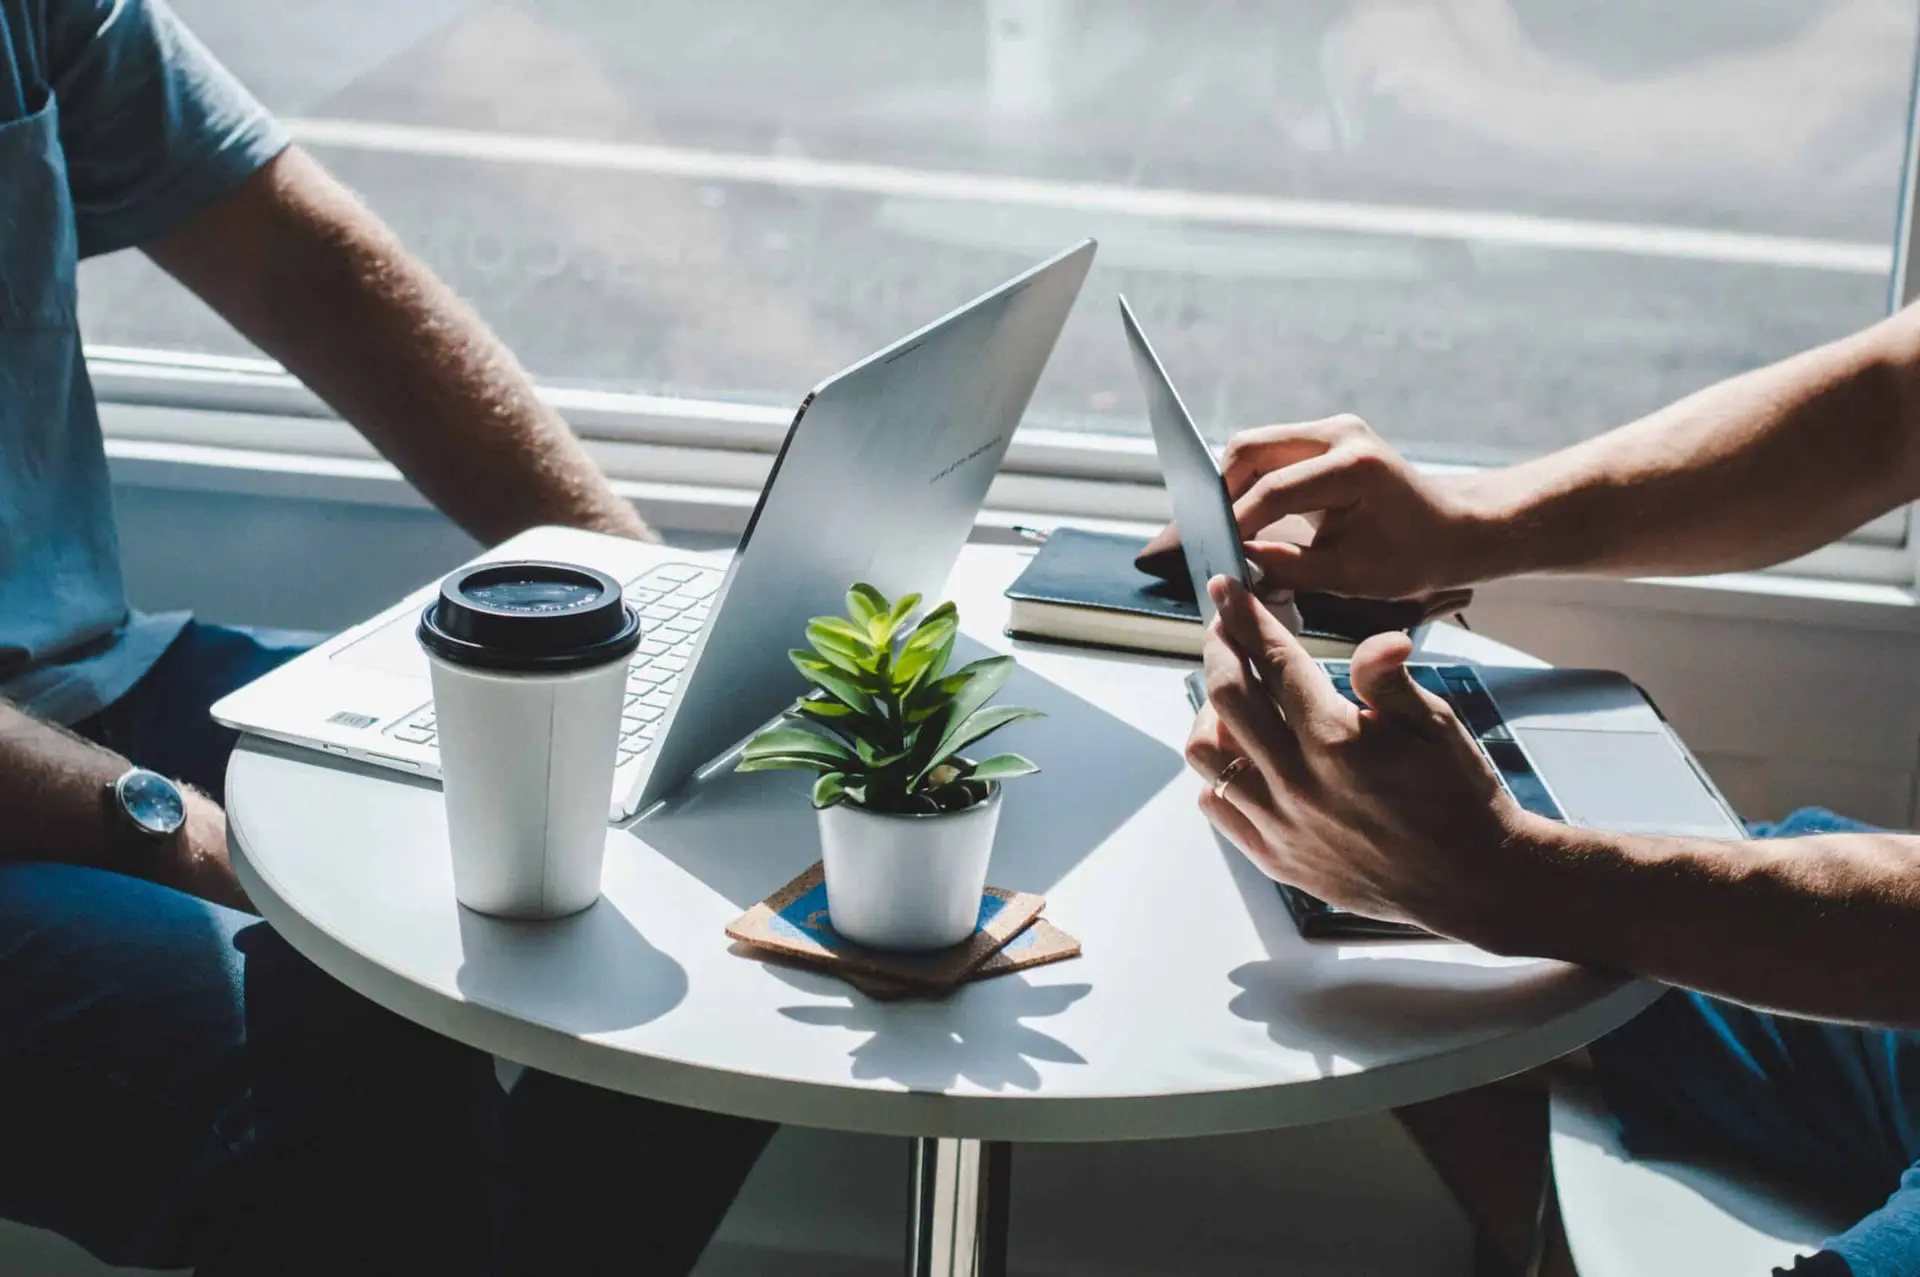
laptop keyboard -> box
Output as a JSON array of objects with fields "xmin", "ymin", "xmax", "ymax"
[
  {"xmin": 1320, "ymin": 661, "xmax": 1564, "ymax": 822},
  {"xmin": 384, "ymin": 562, "xmax": 725, "ymax": 767}
]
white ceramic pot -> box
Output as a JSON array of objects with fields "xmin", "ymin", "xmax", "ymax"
[{"xmin": 817, "ymin": 785, "xmax": 1002, "ymax": 951}]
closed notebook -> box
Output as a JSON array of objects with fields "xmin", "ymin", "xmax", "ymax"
[{"xmin": 1004, "ymin": 527, "xmax": 1438, "ymax": 659}]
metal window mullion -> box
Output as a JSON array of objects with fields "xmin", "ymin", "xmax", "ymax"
[{"xmin": 1891, "ymin": 15, "xmax": 1920, "ymax": 580}]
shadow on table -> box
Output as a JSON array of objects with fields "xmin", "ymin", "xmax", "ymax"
[
  {"xmin": 1209, "ymin": 826, "xmax": 1608, "ymax": 1071},
  {"xmin": 634, "ymin": 636, "xmax": 1184, "ymax": 908},
  {"xmin": 764, "ymin": 963, "xmax": 1092, "ymax": 1093},
  {"xmin": 454, "ymin": 895, "xmax": 688, "ymax": 1035}
]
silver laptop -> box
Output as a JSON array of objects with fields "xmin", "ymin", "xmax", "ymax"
[
  {"xmin": 212, "ymin": 240, "xmax": 1098, "ymax": 820},
  {"xmin": 1117, "ymin": 294, "xmax": 1743, "ymax": 859}
]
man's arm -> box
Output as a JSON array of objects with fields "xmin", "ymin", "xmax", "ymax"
[
  {"xmin": 0, "ymin": 704, "xmax": 246, "ymax": 910},
  {"xmin": 1453, "ymin": 305, "xmax": 1920, "ymax": 580},
  {"xmin": 1189, "ymin": 577, "xmax": 1920, "ymax": 1028},
  {"xmin": 143, "ymin": 148, "xmax": 654, "ymax": 547},
  {"xmin": 1504, "ymin": 819, "xmax": 1920, "ymax": 1028},
  {"xmin": 1142, "ymin": 306, "xmax": 1920, "ymax": 598}
]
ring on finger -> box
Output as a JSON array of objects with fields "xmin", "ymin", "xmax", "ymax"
[{"xmin": 1212, "ymin": 755, "xmax": 1253, "ymax": 799}]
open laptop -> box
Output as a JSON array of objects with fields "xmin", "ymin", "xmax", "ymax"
[
  {"xmin": 212, "ymin": 239, "xmax": 1098, "ymax": 821},
  {"xmin": 1117, "ymin": 295, "xmax": 1745, "ymax": 938}
]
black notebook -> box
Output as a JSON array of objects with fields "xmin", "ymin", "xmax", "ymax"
[{"xmin": 1004, "ymin": 527, "xmax": 1431, "ymax": 660}]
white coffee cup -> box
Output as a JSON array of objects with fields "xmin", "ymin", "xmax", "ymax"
[{"xmin": 417, "ymin": 561, "xmax": 640, "ymax": 919}]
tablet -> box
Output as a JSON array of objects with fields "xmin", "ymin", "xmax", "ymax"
[{"xmin": 1118, "ymin": 296, "xmax": 1253, "ymax": 627}]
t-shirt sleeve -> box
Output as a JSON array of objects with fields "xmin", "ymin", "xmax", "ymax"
[{"xmin": 45, "ymin": 0, "xmax": 290, "ymax": 257}]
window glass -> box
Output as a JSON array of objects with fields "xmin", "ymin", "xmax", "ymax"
[{"xmin": 78, "ymin": 0, "xmax": 1916, "ymax": 461}]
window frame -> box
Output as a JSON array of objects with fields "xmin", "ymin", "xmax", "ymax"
[{"xmin": 83, "ymin": 20, "xmax": 1920, "ymax": 589}]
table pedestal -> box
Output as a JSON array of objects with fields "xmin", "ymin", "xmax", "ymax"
[{"xmin": 907, "ymin": 1138, "xmax": 1011, "ymax": 1277}]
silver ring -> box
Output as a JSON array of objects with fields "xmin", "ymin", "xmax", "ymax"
[{"xmin": 1212, "ymin": 755, "xmax": 1253, "ymax": 799}]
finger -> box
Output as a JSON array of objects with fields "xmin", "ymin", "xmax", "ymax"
[
  {"xmin": 1183, "ymin": 702, "xmax": 1244, "ymax": 781},
  {"xmin": 1136, "ymin": 520, "xmax": 1185, "ymax": 581},
  {"xmin": 1230, "ymin": 451, "xmax": 1371, "ymax": 542},
  {"xmin": 1198, "ymin": 787, "xmax": 1280, "ymax": 875},
  {"xmin": 1410, "ymin": 588, "xmax": 1475, "ymax": 621},
  {"xmin": 1209, "ymin": 575, "xmax": 1352, "ymax": 736},
  {"xmin": 1201, "ymin": 615, "xmax": 1301, "ymax": 782},
  {"xmin": 1244, "ymin": 540, "xmax": 1341, "ymax": 594},
  {"xmin": 1141, "ymin": 417, "xmax": 1361, "ymax": 578},
  {"xmin": 1219, "ymin": 420, "xmax": 1352, "ymax": 498},
  {"xmin": 1348, "ymin": 632, "xmax": 1450, "ymax": 734}
]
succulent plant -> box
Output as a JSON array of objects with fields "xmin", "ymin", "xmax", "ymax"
[{"xmin": 736, "ymin": 583, "xmax": 1042, "ymax": 813}]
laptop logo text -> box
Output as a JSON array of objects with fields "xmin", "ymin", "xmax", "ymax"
[{"xmin": 930, "ymin": 434, "xmax": 1007, "ymax": 485}]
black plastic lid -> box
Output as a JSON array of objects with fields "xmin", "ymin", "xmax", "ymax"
[{"xmin": 418, "ymin": 560, "xmax": 641, "ymax": 673}]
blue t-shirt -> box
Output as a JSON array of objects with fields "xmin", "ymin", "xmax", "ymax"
[{"xmin": 0, "ymin": 0, "xmax": 286, "ymax": 724}]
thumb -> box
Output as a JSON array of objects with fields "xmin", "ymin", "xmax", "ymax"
[
  {"xmin": 1135, "ymin": 522, "xmax": 1185, "ymax": 582},
  {"xmin": 1348, "ymin": 632, "xmax": 1443, "ymax": 731}
]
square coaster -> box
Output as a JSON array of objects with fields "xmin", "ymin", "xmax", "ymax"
[
  {"xmin": 724, "ymin": 861, "xmax": 1044, "ymax": 994},
  {"xmin": 841, "ymin": 918, "xmax": 1084, "ymax": 1001},
  {"xmin": 729, "ymin": 918, "xmax": 1082, "ymax": 1002}
]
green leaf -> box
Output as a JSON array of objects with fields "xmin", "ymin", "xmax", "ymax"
[
  {"xmin": 915, "ymin": 705, "xmax": 1045, "ymax": 785},
  {"xmin": 884, "ymin": 591, "xmax": 922, "ymax": 633},
  {"xmin": 808, "ymin": 616, "xmax": 879, "ymax": 654},
  {"xmin": 791, "ymin": 698, "xmax": 881, "ymax": 747},
  {"xmin": 804, "ymin": 626, "xmax": 883, "ymax": 684},
  {"xmin": 965, "ymin": 753, "xmax": 1040, "ymax": 782},
  {"xmin": 933, "ymin": 656, "xmax": 1016, "ymax": 725},
  {"xmin": 736, "ymin": 754, "xmax": 838, "ymax": 774},
  {"xmin": 741, "ymin": 726, "xmax": 856, "ymax": 765},
  {"xmin": 896, "ymin": 623, "xmax": 957, "ymax": 693},
  {"xmin": 853, "ymin": 736, "xmax": 909, "ymax": 769},
  {"xmin": 790, "ymin": 650, "xmax": 873, "ymax": 714},
  {"xmin": 811, "ymin": 772, "xmax": 851, "ymax": 808},
  {"xmin": 900, "ymin": 658, "xmax": 1013, "ymax": 781},
  {"xmin": 846, "ymin": 584, "xmax": 888, "ymax": 628},
  {"xmin": 895, "ymin": 611, "xmax": 959, "ymax": 695}
]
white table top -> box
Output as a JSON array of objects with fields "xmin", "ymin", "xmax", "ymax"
[{"xmin": 227, "ymin": 543, "xmax": 1658, "ymax": 1142}]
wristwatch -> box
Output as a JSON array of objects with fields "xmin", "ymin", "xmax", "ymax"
[{"xmin": 102, "ymin": 767, "xmax": 188, "ymax": 862}]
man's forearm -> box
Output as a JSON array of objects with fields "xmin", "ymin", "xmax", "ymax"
[
  {"xmin": 1486, "ymin": 817, "xmax": 1918, "ymax": 1027},
  {"xmin": 0, "ymin": 703, "xmax": 131, "ymax": 871},
  {"xmin": 1439, "ymin": 308, "xmax": 1920, "ymax": 581},
  {"xmin": 0, "ymin": 704, "xmax": 243, "ymax": 906},
  {"xmin": 146, "ymin": 148, "xmax": 652, "ymax": 546}
]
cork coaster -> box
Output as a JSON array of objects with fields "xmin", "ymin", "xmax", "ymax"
[
  {"xmin": 724, "ymin": 861, "xmax": 1044, "ymax": 994},
  {"xmin": 731, "ymin": 916, "xmax": 1082, "ymax": 1001}
]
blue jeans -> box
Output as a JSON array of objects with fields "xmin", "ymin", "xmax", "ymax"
[
  {"xmin": 2, "ymin": 621, "xmax": 772, "ymax": 1275},
  {"xmin": 1588, "ymin": 808, "xmax": 1920, "ymax": 1277}
]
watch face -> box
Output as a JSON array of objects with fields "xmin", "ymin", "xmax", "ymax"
[{"xmin": 118, "ymin": 770, "xmax": 186, "ymax": 838}]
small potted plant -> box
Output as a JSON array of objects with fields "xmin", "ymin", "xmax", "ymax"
[{"xmin": 736, "ymin": 584, "xmax": 1043, "ymax": 951}]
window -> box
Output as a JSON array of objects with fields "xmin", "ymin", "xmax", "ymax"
[{"xmin": 81, "ymin": 1, "xmax": 1920, "ymax": 565}]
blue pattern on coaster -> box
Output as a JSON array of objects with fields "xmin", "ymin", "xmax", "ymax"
[
  {"xmin": 767, "ymin": 879, "xmax": 1007, "ymax": 968},
  {"xmin": 997, "ymin": 926, "xmax": 1039, "ymax": 957}
]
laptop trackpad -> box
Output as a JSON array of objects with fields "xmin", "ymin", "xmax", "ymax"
[
  {"xmin": 1517, "ymin": 727, "xmax": 1742, "ymax": 839},
  {"xmin": 333, "ymin": 613, "xmax": 430, "ymax": 680}
]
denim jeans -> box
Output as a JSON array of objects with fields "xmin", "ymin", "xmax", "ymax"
[
  {"xmin": 0, "ymin": 621, "xmax": 772, "ymax": 1275},
  {"xmin": 1588, "ymin": 808, "xmax": 1920, "ymax": 1277}
]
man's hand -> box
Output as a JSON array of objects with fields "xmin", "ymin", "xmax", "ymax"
[
  {"xmin": 155, "ymin": 790, "xmax": 254, "ymax": 914},
  {"xmin": 1183, "ymin": 575, "xmax": 1542, "ymax": 941},
  {"xmin": 1139, "ymin": 415, "xmax": 1489, "ymax": 600}
]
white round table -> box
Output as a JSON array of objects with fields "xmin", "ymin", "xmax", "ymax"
[{"xmin": 227, "ymin": 544, "xmax": 1659, "ymax": 1276}]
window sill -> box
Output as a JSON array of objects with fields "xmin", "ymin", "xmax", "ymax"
[{"xmin": 104, "ymin": 428, "xmax": 1920, "ymax": 638}]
